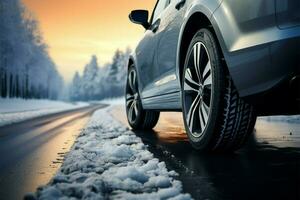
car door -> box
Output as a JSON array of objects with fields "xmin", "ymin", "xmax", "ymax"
[
  {"xmin": 155, "ymin": 0, "xmax": 186, "ymax": 96},
  {"xmin": 137, "ymin": 0, "xmax": 170, "ymax": 99}
]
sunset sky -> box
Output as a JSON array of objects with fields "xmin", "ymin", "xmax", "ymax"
[{"xmin": 22, "ymin": 0, "xmax": 156, "ymax": 82}]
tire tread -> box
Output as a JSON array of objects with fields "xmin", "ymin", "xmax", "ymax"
[
  {"xmin": 213, "ymin": 76, "xmax": 256, "ymax": 151},
  {"xmin": 142, "ymin": 111, "xmax": 160, "ymax": 130}
]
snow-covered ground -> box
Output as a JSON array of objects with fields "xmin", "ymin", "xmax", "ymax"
[
  {"xmin": 31, "ymin": 107, "xmax": 192, "ymax": 200},
  {"xmin": 0, "ymin": 98, "xmax": 89, "ymax": 127},
  {"xmin": 260, "ymin": 115, "xmax": 300, "ymax": 123},
  {"xmin": 98, "ymin": 97, "xmax": 125, "ymax": 105}
]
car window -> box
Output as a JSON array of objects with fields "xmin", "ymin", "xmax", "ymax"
[{"xmin": 151, "ymin": 0, "xmax": 169, "ymax": 24}]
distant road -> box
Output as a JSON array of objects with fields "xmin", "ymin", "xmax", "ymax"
[{"xmin": 0, "ymin": 104, "xmax": 107, "ymax": 200}]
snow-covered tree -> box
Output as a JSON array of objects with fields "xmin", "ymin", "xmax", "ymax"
[
  {"xmin": 106, "ymin": 49, "xmax": 123, "ymax": 96},
  {"xmin": 70, "ymin": 72, "xmax": 81, "ymax": 100},
  {"xmin": 80, "ymin": 55, "xmax": 99, "ymax": 100},
  {"xmin": 0, "ymin": 0, "xmax": 63, "ymax": 99},
  {"xmin": 69, "ymin": 48, "xmax": 131, "ymax": 101}
]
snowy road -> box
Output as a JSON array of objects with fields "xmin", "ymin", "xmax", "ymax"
[
  {"xmin": 0, "ymin": 104, "xmax": 106, "ymax": 200},
  {"xmin": 0, "ymin": 99, "xmax": 90, "ymax": 127},
  {"xmin": 111, "ymin": 106, "xmax": 300, "ymax": 200},
  {"xmin": 1, "ymin": 102, "xmax": 299, "ymax": 200}
]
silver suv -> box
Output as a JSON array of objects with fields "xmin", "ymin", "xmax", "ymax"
[{"xmin": 125, "ymin": 0, "xmax": 300, "ymax": 152}]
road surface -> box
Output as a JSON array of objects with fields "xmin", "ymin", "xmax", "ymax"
[
  {"xmin": 112, "ymin": 105, "xmax": 300, "ymax": 200},
  {"xmin": 0, "ymin": 104, "xmax": 106, "ymax": 200}
]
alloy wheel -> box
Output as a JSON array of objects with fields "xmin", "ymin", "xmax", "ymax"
[
  {"xmin": 126, "ymin": 68, "xmax": 140, "ymax": 124},
  {"xmin": 183, "ymin": 42, "xmax": 213, "ymax": 138}
]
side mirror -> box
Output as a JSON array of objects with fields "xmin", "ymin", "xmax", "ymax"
[{"xmin": 129, "ymin": 10, "xmax": 150, "ymax": 29}]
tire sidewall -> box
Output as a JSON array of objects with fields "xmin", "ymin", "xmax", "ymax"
[{"xmin": 181, "ymin": 29, "xmax": 224, "ymax": 150}]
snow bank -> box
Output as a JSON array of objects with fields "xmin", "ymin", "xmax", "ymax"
[
  {"xmin": 0, "ymin": 98, "xmax": 89, "ymax": 127},
  {"xmin": 32, "ymin": 107, "xmax": 192, "ymax": 200},
  {"xmin": 99, "ymin": 97, "xmax": 125, "ymax": 106}
]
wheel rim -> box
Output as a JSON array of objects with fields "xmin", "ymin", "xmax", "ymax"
[
  {"xmin": 126, "ymin": 69, "xmax": 140, "ymax": 124},
  {"xmin": 183, "ymin": 42, "xmax": 213, "ymax": 138}
]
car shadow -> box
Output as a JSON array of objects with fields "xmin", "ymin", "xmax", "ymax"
[{"xmin": 133, "ymin": 129, "xmax": 300, "ymax": 200}]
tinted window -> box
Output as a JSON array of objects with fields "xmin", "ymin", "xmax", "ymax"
[{"xmin": 152, "ymin": 0, "xmax": 168, "ymax": 24}]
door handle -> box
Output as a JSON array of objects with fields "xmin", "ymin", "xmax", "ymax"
[{"xmin": 175, "ymin": 0, "xmax": 186, "ymax": 10}]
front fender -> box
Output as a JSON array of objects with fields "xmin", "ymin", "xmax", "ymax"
[{"xmin": 175, "ymin": 0, "xmax": 223, "ymax": 84}]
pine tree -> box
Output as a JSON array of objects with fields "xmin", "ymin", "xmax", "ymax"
[
  {"xmin": 70, "ymin": 72, "xmax": 81, "ymax": 101},
  {"xmin": 81, "ymin": 55, "xmax": 99, "ymax": 100},
  {"xmin": 106, "ymin": 50, "xmax": 122, "ymax": 97},
  {"xmin": 69, "ymin": 48, "xmax": 132, "ymax": 101},
  {"xmin": 0, "ymin": 0, "xmax": 63, "ymax": 100}
]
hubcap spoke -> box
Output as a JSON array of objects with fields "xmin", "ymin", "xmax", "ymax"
[
  {"xmin": 134, "ymin": 101, "xmax": 138, "ymax": 116},
  {"xmin": 202, "ymin": 61, "xmax": 211, "ymax": 81},
  {"xmin": 193, "ymin": 43, "xmax": 201, "ymax": 82},
  {"xmin": 128, "ymin": 101, "xmax": 135, "ymax": 122},
  {"xmin": 203, "ymin": 73, "xmax": 212, "ymax": 86},
  {"xmin": 129, "ymin": 70, "xmax": 137, "ymax": 93},
  {"xmin": 198, "ymin": 97, "xmax": 210, "ymax": 134},
  {"xmin": 185, "ymin": 68, "xmax": 200, "ymax": 86},
  {"xmin": 132, "ymin": 70, "xmax": 137, "ymax": 91},
  {"xmin": 184, "ymin": 69, "xmax": 199, "ymax": 92},
  {"xmin": 199, "ymin": 104, "xmax": 205, "ymax": 133},
  {"xmin": 184, "ymin": 82, "xmax": 199, "ymax": 92},
  {"xmin": 200, "ymin": 101, "xmax": 209, "ymax": 124},
  {"xmin": 126, "ymin": 68, "xmax": 140, "ymax": 124},
  {"xmin": 126, "ymin": 99, "xmax": 134, "ymax": 107},
  {"xmin": 187, "ymin": 95, "xmax": 201, "ymax": 132},
  {"xmin": 126, "ymin": 94, "xmax": 134, "ymax": 100},
  {"xmin": 128, "ymin": 71, "xmax": 133, "ymax": 91}
]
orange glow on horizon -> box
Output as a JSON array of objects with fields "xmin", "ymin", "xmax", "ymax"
[{"xmin": 22, "ymin": 0, "xmax": 156, "ymax": 81}]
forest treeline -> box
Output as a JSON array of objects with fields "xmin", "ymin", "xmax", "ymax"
[
  {"xmin": 0, "ymin": 0, "xmax": 63, "ymax": 99},
  {"xmin": 1, "ymin": 0, "xmax": 130, "ymax": 101},
  {"xmin": 69, "ymin": 49, "xmax": 131, "ymax": 101}
]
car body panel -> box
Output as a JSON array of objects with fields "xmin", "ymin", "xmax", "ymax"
[
  {"xmin": 142, "ymin": 91, "xmax": 181, "ymax": 110},
  {"xmin": 138, "ymin": 0, "xmax": 223, "ymax": 109},
  {"xmin": 134, "ymin": 29, "xmax": 161, "ymax": 98},
  {"xmin": 275, "ymin": 0, "xmax": 300, "ymax": 29},
  {"xmin": 130, "ymin": 0, "xmax": 300, "ymax": 114},
  {"xmin": 211, "ymin": 0, "xmax": 300, "ymax": 97},
  {"xmin": 156, "ymin": 0, "xmax": 183, "ymax": 97}
]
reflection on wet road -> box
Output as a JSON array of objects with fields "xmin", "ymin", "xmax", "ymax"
[
  {"xmin": 0, "ymin": 105, "xmax": 106, "ymax": 200},
  {"xmin": 112, "ymin": 106, "xmax": 300, "ymax": 200}
]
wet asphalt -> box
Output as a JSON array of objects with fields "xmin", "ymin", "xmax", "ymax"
[
  {"xmin": 0, "ymin": 104, "xmax": 298, "ymax": 200},
  {"xmin": 0, "ymin": 104, "xmax": 106, "ymax": 200},
  {"xmin": 112, "ymin": 106, "xmax": 300, "ymax": 200}
]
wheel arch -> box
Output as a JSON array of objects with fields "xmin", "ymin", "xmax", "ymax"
[
  {"xmin": 176, "ymin": 10, "xmax": 227, "ymax": 88},
  {"xmin": 127, "ymin": 55, "xmax": 146, "ymax": 106},
  {"xmin": 127, "ymin": 55, "xmax": 135, "ymax": 70},
  {"xmin": 127, "ymin": 55, "xmax": 141, "ymax": 90}
]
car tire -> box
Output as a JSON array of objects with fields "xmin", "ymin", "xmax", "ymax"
[
  {"xmin": 181, "ymin": 28, "xmax": 257, "ymax": 152},
  {"xmin": 126, "ymin": 66, "xmax": 160, "ymax": 130}
]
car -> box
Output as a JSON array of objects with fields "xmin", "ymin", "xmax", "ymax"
[{"xmin": 125, "ymin": 0, "xmax": 300, "ymax": 152}]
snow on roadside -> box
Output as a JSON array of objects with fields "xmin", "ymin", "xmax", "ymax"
[
  {"xmin": 0, "ymin": 98, "xmax": 89, "ymax": 127},
  {"xmin": 32, "ymin": 107, "xmax": 192, "ymax": 200},
  {"xmin": 260, "ymin": 115, "xmax": 300, "ymax": 123},
  {"xmin": 99, "ymin": 97, "xmax": 125, "ymax": 105}
]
